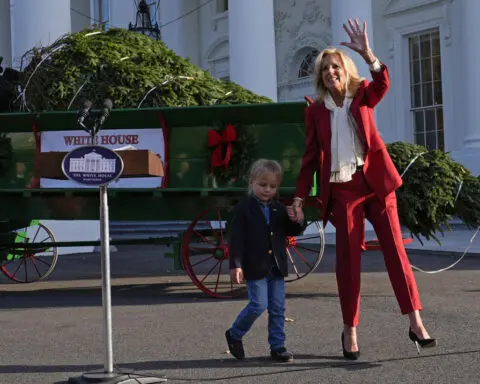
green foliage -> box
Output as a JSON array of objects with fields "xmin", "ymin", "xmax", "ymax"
[
  {"xmin": 387, "ymin": 141, "xmax": 479, "ymax": 243},
  {"xmin": 454, "ymin": 175, "xmax": 480, "ymax": 229},
  {"xmin": 19, "ymin": 28, "xmax": 271, "ymax": 112}
]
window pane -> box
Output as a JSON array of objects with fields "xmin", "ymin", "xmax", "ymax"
[
  {"xmin": 414, "ymin": 111, "xmax": 425, "ymax": 133},
  {"xmin": 431, "ymin": 32, "xmax": 440, "ymax": 56},
  {"xmin": 425, "ymin": 109, "xmax": 436, "ymax": 131},
  {"xmin": 434, "ymin": 81, "xmax": 443, "ymax": 105},
  {"xmin": 421, "ymin": 58, "xmax": 432, "ymax": 82},
  {"xmin": 298, "ymin": 50, "xmax": 319, "ymax": 78},
  {"xmin": 426, "ymin": 131, "xmax": 437, "ymax": 150},
  {"xmin": 420, "ymin": 34, "xmax": 431, "ymax": 59},
  {"xmin": 415, "ymin": 132, "xmax": 425, "ymax": 147},
  {"xmin": 436, "ymin": 109, "xmax": 444, "ymax": 131},
  {"xmin": 409, "ymin": 36, "xmax": 420, "ymax": 61},
  {"xmin": 432, "ymin": 56, "xmax": 442, "ymax": 81},
  {"xmin": 411, "ymin": 60, "xmax": 421, "ymax": 84},
  {"xmin": 411, "ymin": 85, "xmax": 421, "ymax": 108},
  {"xmin": 438, "ymin": 130, "xmax": 445, "ymax": 151},
  {"xmin": 422, "ymin": 82, "xmax": 433, "ymax": 106},
  {"xmin": 216, "ymin": 0, "xmax": 228, "ymax": 13}
]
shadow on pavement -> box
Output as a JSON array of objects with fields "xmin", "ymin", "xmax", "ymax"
[
  {"xmin": 0, "ymin": 279, "xmax": 408, "ymax": 310},
  {"xmin": 9, "ymin": 348, "xmax": 480, "ymax": 382}
]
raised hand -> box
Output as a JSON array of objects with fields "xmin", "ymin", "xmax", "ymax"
[{"xmin": 341, "ymin": 18, "xmax": 372, "ymax": 59}]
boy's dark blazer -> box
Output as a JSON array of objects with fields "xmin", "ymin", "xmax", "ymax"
[{"xmin": 229, "ymin": 196, "xmax": 306, "ymax": 280}]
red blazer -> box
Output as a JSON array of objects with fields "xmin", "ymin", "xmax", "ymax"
[{"xmin": 295, "ymin": 64, "xmax": 402, "ymax": 225}]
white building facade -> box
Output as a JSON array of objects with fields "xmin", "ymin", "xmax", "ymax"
[{"xmin": 0, "ymin": 0, "xmax": 479, "ymax": 175}]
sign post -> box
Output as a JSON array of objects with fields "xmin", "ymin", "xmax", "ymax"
[{"xmin": 67, "ymin": 103, "xmax": 166, "ymax": 383}]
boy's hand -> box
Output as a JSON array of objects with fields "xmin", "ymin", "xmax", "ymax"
[
  {"xmin": 287, "ymin": 205, "xmax": 304, "ymax": 224},
  {"xmin": 230, "ymin": 268, "xmax": 244, "ymax": 284}
]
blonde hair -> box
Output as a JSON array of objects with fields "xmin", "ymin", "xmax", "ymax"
[
  {"xmin": 312, "ymin": 47, "xmax": 365, "ymax": 102},
  {"xmin": 247, "ymin": 159, "xmax": 283, "ymax": 195}
]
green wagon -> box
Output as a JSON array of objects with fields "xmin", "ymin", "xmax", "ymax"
[{"xmin": 0, "ymin": 101, "xmax": 326, "ymax": 297}]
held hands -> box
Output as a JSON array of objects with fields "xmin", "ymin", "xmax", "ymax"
[
  {"xmin": 287, "ymin": 203, "xmax": 305, "ymax": 224},
  {"xmin": 230, "ymin": 268, "xmax": 244, "ymax": 284},
  {"xmin": 341, "ymin": 18, "xmax": 376, "ymax": 64}
]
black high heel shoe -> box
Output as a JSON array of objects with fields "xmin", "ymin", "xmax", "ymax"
[
  {"xmin": 341, "ymin": 332, "xmax": 360, "ymax": 360},
  {"xmin": 408, "ymin": 327, "xmax": 437, "ymax": 354}
]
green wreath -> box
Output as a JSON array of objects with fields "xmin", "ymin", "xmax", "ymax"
[{"xmin": 207, "ymin": 123, "xmax": 256, "ymax": 186}]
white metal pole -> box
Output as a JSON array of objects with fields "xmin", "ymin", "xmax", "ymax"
[{"xmin": 100, "ymin": 184, "xmax": 114, "ymax": 373}]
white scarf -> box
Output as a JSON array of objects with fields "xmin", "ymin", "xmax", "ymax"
[{"xmin": 324, "ymin": 93, "xmax": 365, "ymax": 183}]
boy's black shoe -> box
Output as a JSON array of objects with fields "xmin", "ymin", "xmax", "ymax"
[
  {"xmin": 270, "ymin": 347, "xmax": 293, "ymax": 362},
  {"xmin": 225, "ymin": 329, "xmax": 245, "ymax": 360}
]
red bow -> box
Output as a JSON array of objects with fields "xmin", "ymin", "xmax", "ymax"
[{"xmin": 207, "ymin": 124, "xmax": 237, "ymax": 170}]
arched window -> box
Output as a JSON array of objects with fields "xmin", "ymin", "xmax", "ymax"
[
  {"xmin": 207, "ymin": 39, "xmax": 229, "ymax": 81},
  {"xmin": 297, "ymin": 49, "xmax": 319, "ymax": 78}
]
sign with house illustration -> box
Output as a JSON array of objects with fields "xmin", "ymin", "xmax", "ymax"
[{"xmin": 62, "ymin": 146, "xmax": 123, "ymax": 186}]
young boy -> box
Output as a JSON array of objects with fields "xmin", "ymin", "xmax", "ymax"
[{"xmin": 225, "ymin": 159, "xmax": 305, "ymax": 362}]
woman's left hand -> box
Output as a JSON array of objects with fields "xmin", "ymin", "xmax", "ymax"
[{"xmin": 341, "ymin": 18, "xmax": 372, "ymax": 58}]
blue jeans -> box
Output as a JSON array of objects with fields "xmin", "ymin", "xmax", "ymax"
[{"xmin": 230, "ymin": 270, "xmax": 286, "ymax": 351}]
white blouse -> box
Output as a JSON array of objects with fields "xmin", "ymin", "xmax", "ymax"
[{"xmin": 326, "ymin": 59, "xmax": 382, "ymax": 183}]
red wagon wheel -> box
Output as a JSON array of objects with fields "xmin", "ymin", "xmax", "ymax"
[
  {"xmin": 285, "ymin": 220, "xmax": 325, "ymax": 283},
  {"xmin": 182, "ymin": 206, "xmax": 326, "ymax": 298},
  {"xmin": 182, "ymin": 206, "xmax": 244, "ymax": 298},
  {"xmin": 1, "ymin": 223, "xmax": 59, "ymax": 283}
]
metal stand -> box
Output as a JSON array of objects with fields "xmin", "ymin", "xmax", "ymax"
[{"xmin": 68, "ymin": 186, "xmax": 166, "ymax": 383}]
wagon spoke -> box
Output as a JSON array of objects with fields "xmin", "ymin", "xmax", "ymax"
[
  {"xmin": 191, "ymin": 255, "xmax": 215, "ymax": 267},
  {"xmin": 296, "ymin": 233, "xmax": 323, "ymax": 242},
  {"xmin": 214, "ymin": 261, "xmax": 223, "ymax": 293},
  {"xmin": 199, "ymin": 261, "xmax": 220, "ymax": 283},
  {"xmin": 294, "ymin": 244, "xmax": 321, "ymax": 254},
  {"xmin": 291, "ymin": 247, "xmax": 313, "ymax": 269},
  {"xmin": 192, "ymin": 229, "xmax": 216, "ymax": 246},
  {"xmin": 23, "ymin": 258, "xmax": 28, "ymax": 282},
  {"xmin": 11, "ymin": 258, "xmax": 26, "ymax": 278},
  {"xmin": 27, "ymin": 256, "xmax": 43, "ymax": 278},
  {"xmin": 31, "ymin": 225, "xmax": 42, "ymax": 243},
  {"xmin": 287, "ymin": 248, "xmax": 301, "ymax": 279}
]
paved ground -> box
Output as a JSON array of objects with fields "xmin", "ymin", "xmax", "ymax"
[
  {"xmin": 0, "ymin": 246, "xmax": 479, "ymax": 384},
  {"xmin": 323, "ymin": 225, "xmax": 480, "ymax": 257}
]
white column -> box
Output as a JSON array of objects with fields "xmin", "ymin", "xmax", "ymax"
[
  {"xmin": 330, "ymin": 0, "xmax": 373, "ymax": 79},
  {"xmin": 0, "ymin": 1, "xmax": 12, "ymax": 67},
  {"xmin": 228, "ymin": 0, "xmax": 278, "ymax": 101},
  {"xmin": 159, "ymin": 0, "xmax": 201, "ymax": 66},
  {"xmin": 449, "ymin": 0, "xmax": 480, "ymax": 175},
  {"xmin": 10, "ymin": 0, "xmax": 71, "ymax": 67},
  {"xmin": 460, "ymin": 0, "xmax": 480, "ymax": 150}
]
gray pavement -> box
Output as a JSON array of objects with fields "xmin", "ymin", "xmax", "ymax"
[
  {"xmin": 323, "ymin": 225, "xmax": 480, "ymax": 257},
  {"xmin": 0, "ymin": 245, "xmax": 479, "ymax": 384}
]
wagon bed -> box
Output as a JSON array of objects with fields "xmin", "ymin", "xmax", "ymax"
[{"xmin": 0, "ymin": 102, "xmax": 328, "ymax": 296}]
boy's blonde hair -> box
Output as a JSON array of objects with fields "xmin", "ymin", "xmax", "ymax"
[
  {"xmin": 312, "ymin": 47, "xmax": 365, "ymax": 101},
  {"xmin": 247, "ymin": 159, "xmax": 283, "ymax": 195}
]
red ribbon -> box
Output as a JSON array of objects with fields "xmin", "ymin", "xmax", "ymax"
[{"xmin": 207, "ymin": 124, "xmax": 237, "ymax": 170}]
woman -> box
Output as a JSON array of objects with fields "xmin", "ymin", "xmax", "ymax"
[{"xmin": 292, "ymin": 19, "xmax": 437, "ymax": 359}]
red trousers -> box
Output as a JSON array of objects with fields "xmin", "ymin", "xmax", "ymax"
[{"xmin": 330, "ymin": 170, "xmax": 422, "ymax": 327}]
